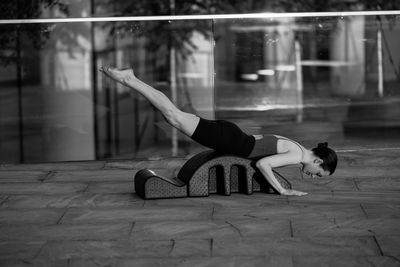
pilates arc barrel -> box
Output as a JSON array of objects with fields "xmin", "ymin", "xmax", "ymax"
[{"xmin": 134, "ymin": 150, "xmax": 292, "ymax": 199}]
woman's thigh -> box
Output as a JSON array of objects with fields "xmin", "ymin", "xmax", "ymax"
[
  {"xmin": 190, "ymin": 118, "xmax": 254, "ymax": 156},
  {"xmin": 175, "ymin": 111, "xmax": 201, "ymax": 137}
]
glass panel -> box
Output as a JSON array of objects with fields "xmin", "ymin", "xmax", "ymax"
[
  {"xmin": 0, "ymin": 25, "xmax": 20, "ymax": 162},
  {"xmin": 214, "ymin": 15, "xmax": 400, "ymax": 149},
  {"xmin": 93, "ymin": 19, "xmax": 214, "ymax": 159},
  {"xmin": 0, "ymin": 22, "xmax": 95, "ymax": 163},
  {"xmin": 0, "ymin": 19, "xmax": 214, "ymax": 163}
]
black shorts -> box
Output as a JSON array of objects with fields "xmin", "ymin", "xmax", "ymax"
[{"xmin": 191, "ymin": 117, "xmax": 255, "ymax": 157}]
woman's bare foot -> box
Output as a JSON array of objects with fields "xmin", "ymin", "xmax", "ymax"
[{"xmin": 99, "ymin": 67, "xmax": 136, "ymax": 85}]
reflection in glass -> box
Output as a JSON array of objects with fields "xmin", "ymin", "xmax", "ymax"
[
  {"xmin": 93, "ymin": 19, "xmax": 214, "ymax": 159},
  {"xmin": 213, "ymin": 15, "xmax": 400, "ymax": 148}
]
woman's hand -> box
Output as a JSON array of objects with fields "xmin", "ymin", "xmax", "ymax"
[{"xmin": 280, "ymin": 189, "xmax": 308, "ymax": 196}]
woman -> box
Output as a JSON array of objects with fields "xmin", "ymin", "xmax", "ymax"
[{"xmin": 100, "ymin": 67, "xmax": 338, "ymax": 197}]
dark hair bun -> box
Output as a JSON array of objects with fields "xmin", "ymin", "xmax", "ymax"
[{"xmin": 317, "ymin": 142, "xmax": 328, "ymax": 149}]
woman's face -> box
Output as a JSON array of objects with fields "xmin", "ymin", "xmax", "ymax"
[{"xmin": 302, "ymin": 161, "xmax": 330, "ymax": 178}]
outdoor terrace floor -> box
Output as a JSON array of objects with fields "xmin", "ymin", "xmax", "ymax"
[{"xmin": 0, "ymin": 146, "xmax": 400, "ymax": 266}]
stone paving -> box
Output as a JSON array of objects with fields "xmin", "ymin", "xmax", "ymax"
[{"xmin": 0, "ymin": 148, "xmax": 400, "ymax": 267}]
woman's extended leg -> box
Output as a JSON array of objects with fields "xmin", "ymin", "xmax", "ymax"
[{"xmin": 100, "ymin": 67, "xmax": 200, "ymax": 137}]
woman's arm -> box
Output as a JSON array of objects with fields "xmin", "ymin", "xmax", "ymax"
[{"xmin": 256, "ymin": 152, "xmax": 308, "ymax": 196}]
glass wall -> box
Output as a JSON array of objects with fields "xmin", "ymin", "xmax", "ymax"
[{"xmin": 1, "ymin": 2, "xmax": 400, "ymax": 163}]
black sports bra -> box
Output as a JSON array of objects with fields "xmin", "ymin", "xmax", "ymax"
[
  {"xmin": 247, "ymin": 134, "xmax": 304, "ymax": 159},
  {"xmin": 247, "ymin": 134, "xmax": 278, "ymax": 159}
]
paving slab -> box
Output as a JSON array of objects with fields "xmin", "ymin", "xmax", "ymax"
[
  {"xmin": 212, "ymin": 205, "xmax": 305, "ymax": 221},
  {"xmin": 361, "ymin": 203, "xmax": 400, "ymax": 218},
  {"xmin": 144, "ymin": 193, "xmax": 288, "ymax": 208},
  {"xmin": 375, "ymin": 235, "xmax": 400, "ymax": 258},
  {"xmin": 59, "ymin": 206, "xmax": 212, "ymax": 224},
  {"xmin": 291, "ymin": 178, "xmax": 357, "ymax": 192},
  {"xmin": 38, "ymin": 240, "xmax": 173, "ymax": 260},
  {"xmin": 0, "ymin": 259, "xmax": 68, "ymax": 267},
  {"xmin": 68, "ymin": 257, "xmax": 181, "ymax": 267},
  {"xmin": 196, "ymin": 193, "xmax": 288, "ymax": 206},
  {"xmin": 1, "ymin": 195, "xmax": 70, "ymax": 209},
  {"xmin": 66, "ymin": 256, "xmax": 288, "ymax": 267},
  {"xmin": 1, "ymin": 193, "xmax": 144, "ymax": 209},
  {"xmin": 105, "ymin": 158, "xmax": 186, "ymax": 170},
  {"xmin": 0, "ymin": 195, "xmax": 8, "ymax": 206},
  {"xmin": 67, "ymin": 193, "xmax": 144, "ymax": 208},
  {"xmin": 292, "ymin": 255, "xmax": 400, "ymax": 267},
  {"xmin": 334, "ymin": 218, "xmax": 400, "ymax": 236},
  {"xmin": 0, "ymin": 171, "xmax": 47, "ymax": 183},
  {"xmin": 0, "ymin": 241, "xmax": 45, "ymax": 260},
  {"xmin": 339, "ymin": 150, "xmax": 400, "ymax": 167},
  {"xmin": 48, "ymin": 170, "xmax": 135, "ymax": 182},
  {"xmin": 330, "ymin": 191, "xmax": 400, "ymax": 204},
  {"xmin": 0, "ymin": 161, "xmax": 105, "ymax": 171},
  {"xmin": 287, "ymin": 203, "xmax": 365, "ymax": 220},
  {"xmin": 0, "ymin": 223, "xmax": 132, "ymax": 241},
  {"xmin": 0, "ymin": 209, "xmax": 64, "ymax": 225},
  {"xmin": 213, "ymin": 203, "xmax": 364, "ymax": 221},
  {"xmin": 288, "ymin": 191, "xmax": 400, "ymax": 204},
  {"xmin": 0, "ymin": 183, "xmax": 87, "ymax": 195},
  {"xmin": 48, "ymin": 169, "xmax": 179, "ymax": 183},
  {"xmin": 223, "ymin": 218, "xmax": 291, "ymax": 238},
  {"xmin": 130, "ymin": 219, "xmax": 290, "ymax": 240},
  {"xmin": 131, "ymin": 220, "xmax": 241, "ymax": 240},
  {"xmin": 293, "ymin": 218, "xmax": 400, "ymax": 237},
  {"xmin": 292, "ymin": 217, "xmax": 355, "ymax": 237},
  {"xmin": 212, "ymin": 236, "xmax": 380, "ymax": 256},
  {"xmin": 86, "ymin": 182, "xmax": 134, "ymax": 194},
  {"xmin": 169, "ymin": 239, "xmax": 211, "ymax": 257},
  {"xmin": 334, "ymin": 166, "xmax": 400, "ymax": 179},
  {"xmin": 356, "ymin": 178, "xmax": 400, "ymax": 191},
  {"xmin": 163, "ymin": 256, "xmax": 293, "ymax": 267}
]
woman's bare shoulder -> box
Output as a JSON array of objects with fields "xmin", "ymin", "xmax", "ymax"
[{"xmin": 275, "ymin": 135, "xmax": 304, "ymax": 155}]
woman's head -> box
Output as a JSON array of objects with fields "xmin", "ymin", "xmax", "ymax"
[
  {"xmin": 312, "ymin": 142, "xmax": 337, "ymax": 175},
  {"xmin": 302, "ymin": 142, "xmax": 337, "ymax": 177}
]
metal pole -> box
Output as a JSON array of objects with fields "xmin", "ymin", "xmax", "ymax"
[
  {"xmin": 16, "ymin": 27, "xmax": 24, "ymax": 163},
  {"xmin": 16, "ymin": 0, "xmax": 24, "ymax": 163},
  {"xmin": 90, "ymin": 0, "xmax": 99, "ymax": 159},
  {"xmin": 377, "ymin": 27, "xmax": 384, "ymax": 97},
  {"xmin": 134, "ymin": 94, "xmax": 140, "ymax": 154},
  {"xmin": 294, "ymin": 38, "xmax": 303, "ymax": 123},
  {"xmin": 170, "ymin": 45, "xmax": 178, "ymax": 156},
  {"xmin": 170, "ymin": 0, "xmax": 178, "ymax": 156}
]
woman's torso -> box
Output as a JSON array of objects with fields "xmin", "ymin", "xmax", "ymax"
[{"xmin": 248, "ymin": 134, "xmax": 304, "ymax": 159}]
